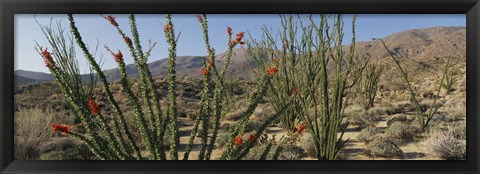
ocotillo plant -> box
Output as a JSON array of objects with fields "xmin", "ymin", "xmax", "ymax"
[
  {"xmin": 441, "ymin": 57, "xmax": 461, "ymax": 94},
  {"xmin": 378, "ymin": 39, "xmax": 450, "ymax": 130},
  {"xmin": 357, "ymin": 63, "xmax": 383, "ymax": 110},
  {"xmin": 39, "ymin": 14, "xmax": 292, "ymax": 160},
  {"xmin": 247, "ymin": 14, "xmax": 366, "ymax": 160},
  {"xmin": 243, "ymin": 15, "xmax": 301, "ymax": 134}
]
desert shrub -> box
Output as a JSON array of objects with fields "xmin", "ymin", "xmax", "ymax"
[
  {"xmin": 39, "ymin": 150, "xmax": 73, "ymax": 160},
  {"xmin": 450, "ymin": 121, "xmax": 466, "ymax": 140},
  {"xmin": 384, "ymin": 122, "xmax": 419, "ymax": 145},
  {"xmin": 245, "ymin": 107, "xmax": 275, "ymax": 132},
  {"xmin": 73, "ymin": 143, "xmax": 97, "ymax": 160},
  {"xmin": 357, "ymin": 127, "xmax": 379, "ymax": 144},
  {"xmin": 39, "ymin": 137, "xmax": 96, "ymax": 160},
  {"xmin": 384, "ymin": 101, "xmax": 412, "ymax": 115},
  {"xmin": 299, "ymin": 134, "xmax": 316, "ymax": 158},
  {"xmin": 222, "ymin": 74, "xmax": 245, "ymax": 112},
  {"xmin": 367, "ymin": 136, "xmax": 404, "ymax": 159},
  {"xmin": 385, "ymin": 75, "xmax": 407, "ymax": 92},
  {"xmin": 223, "ymin": 109, "xmax": 244, "ymax": 121},
  {"xmin": 343, "ymin": 106, "xmax": 366, "ymax": 127},
  {"xmin": 39, "ymin": 144, "xmax": 96, "ymax": 160},
  {"xmin": 425, "ymin": 126, "xmax": 466, "ymax": 160},
  {"xmin": 335, "ymin": 150, "xmax": 348, "ymax": 160},
  {"xmin": 40, "ymin": 137, "xmax": 77, "ymax": 154},
  {"xmin": 243, "ymin": 144, "xmax": 277, "ymax": 160},
  {"xmin": 14, "ymin": 107, "xmax": 64, "ymax": 160},
  {"xmin": 386, "ymin": 114, "xmax": 412, "ymax": 127},
  {"xmin": 186, "ymin": 112, "xmax": 196, "ymax": 120},
  {"xmin": 345, "ymin": 109, "xmax": 381, "ymax": 128},
  {"xmin": 362, "ymin": 109, "xmax": 382, "ymax": 127},
  {"xmin": 277, "ymin": 144, "xmax": 305, "ymax": 160},
  {"xmin": 124, "ymin": 110, "xmax": 143, "ymax": 144},
  {"xmin": 368, "ymin": 107, "xmax": 386, "ymax": 116},
  {"xmin": 220, "ymin": 123, "xmax": 231, "ymax": 132},
  {"xmin": 443, "ymin": 104, "xmax": 466, "ymax": 122},
  {"xmin": 215, "ymin": 133, "xmax": 230, "ymax": 149}
]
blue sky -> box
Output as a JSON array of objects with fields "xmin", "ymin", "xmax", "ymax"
[{"xmin": 15, "ymin": 14, "xmax": 465, "ymax": 73}]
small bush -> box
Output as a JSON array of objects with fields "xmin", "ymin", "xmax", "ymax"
[
  {"xmin": 443, "ymin": 104, "xmax": 466, "ymax": 122},
  {"xmin": 39, "ymin": 150, "xmax": 73, "ymax": 160},
  {"xmin": 425, "ymin": 127, "xmax": 466, "ymax": 160},
  {"xmin": 223, "ymin": 109, "xmax": 244, "ymax": 121},
  {"xmin": 244, "ymin": 142, "xmax": 305, "ymax": 160},
  {"xmin": 299, "ymin": 134, "xmax": 316, "ymax": 158},
  {"xmin": 367, "ymin": 136, "xmax": 404, "ymax": 159},
  {"xmin": 73, "ymin": 143, "xmax": 97, "ymax": 160},
  {"xmin": 450, "ymin": 121, "xmax": 466, "ymax": 140},
  {"xmin": 383, "ymin": 101, "xmax": 417, "ymax": 115},
  {"xmin": 345, "ymin": 116, "xmax": 366, "ymax": 128},
  {"xmin": 40, "ymin": 137, "xmax": 77, "ymax": 154},
  {"xmin": 362, "ymin": 109, "xmax": 382, "ymax": 127},
  {"xmin": 344, "ymin": 107, "xmax": 380, "ymax": 128},
  {"xmin": 277, "ymin": 144, "xmax": 305, "ymax": 160},
  {"xmin": 243, "ymin": 144, "xmax": 276, "ymax": 160},
  {"xmin": 384, "ymin": 122, "xmax": 419, "ymax": 145},
  {"xmin": 245, "ymin": 110, "xmax": 273, "ymax": 132},
  {"xmin": 215, "ymin": 133, "xmax": 230, "ymax": 149},
  {"xmin": 335, "ymin": 150, "xmax": 348, "ymax": 160},
  {"xmin": 39, "ymin": 137, "xmax": 96, "ymax": 160},
  {"xmin": 14, "ymin": 107, "xmax": 62, "ymax": 160},
  {"xmin": 357, "ymin": 127, "xmax": 379, "ymax": 144},
  {"xmin": 386, "ymin": 114, "xmax": 412, "ymax": 127}
]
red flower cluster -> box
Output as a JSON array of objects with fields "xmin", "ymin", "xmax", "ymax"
[
  {"xmin": 234, "ymin": 135, "xmax": 244, "ymax": 147},
  {"xmin": 113, "ymin": 50, "xmax": 124, "ymax": 63},
  {"xmin": 104, "ymin": 15, "xmax": 118, "ymax": 27},
  {"xmin": 197, "ymin": 14, "xmax": 206, "ymax": 22},
  {"xmin": 292, "ymin": 87, "xmax": 300, "ymax": 95},
  {"xmin": 202, "ymin": 68, "xmax": 209, "ymax": 76},
  {"xmin": 88, "ymin": 98, "xmax": 101, "ymax": 115},
  {"xmin": 40, "ymin": 47, "xmax": 54, "ymax": 68},
  {"xmin": 51, "ymin": 123, "xmax": 71, "ymax": 134},
  {"xmin": 124, "ymin": 36, "xmax": 132, "ymax": 46},
  {"xmin": 296, "ymin": 123, "xmax": 307, "ymax": 135},
  {"xmin": 105, "ymin": 46, "xmax": 124, "ymax": 63},
  {"xmin": 232, "ymin": 32, "xmax": 245, "ymax": 46},
  {"xmin": 266, "ymin": 66, "xmax": 278, "ymax": 75},
  {"xmin": 248, "ymin": 134, "xmax": 256, "ymax": 142},
  {"xmin": 227, "ymin": 26, "xmax": 232, "ymax": 36},
  {"xmin": 164, "ymin": 24, "xmax": 173, "ymax": 32}
]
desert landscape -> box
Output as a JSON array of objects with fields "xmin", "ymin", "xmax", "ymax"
[{"xmin": 14, "ymin": 14, "xmax": 466, "ymax": 160}]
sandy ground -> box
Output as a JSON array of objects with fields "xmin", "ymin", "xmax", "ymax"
[
  {"xmin": 173, "ymin": 114, "xmax": 439, "ymax": 160},
  {"xmin": 340, "ymin": 115, "xmax": 440, "ymax": 160}
]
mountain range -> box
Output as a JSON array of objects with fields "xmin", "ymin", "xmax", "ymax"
[{"xmin": 14, "ymin": 26, "xmax": 466, "ymax": 85}]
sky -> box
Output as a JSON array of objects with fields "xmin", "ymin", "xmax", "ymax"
[{"xmin": 15, "ymin": 14, "xmax": 466, "ymax": 73}]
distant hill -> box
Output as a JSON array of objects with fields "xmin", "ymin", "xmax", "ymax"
[
  {"xmin": 15, "ymin": 26, "xmax": 466, "ymax": 85},
  {"xmin": 14, "ymin": 70, "xmax": 52, "ymax": 84},
  {"xmin": 351, "ymin": 26, "xmax": 465, "ymax": 61}
]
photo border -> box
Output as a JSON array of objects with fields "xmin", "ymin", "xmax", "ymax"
[{"xmin": 1, "ymin": 0, "xmax": 479, "ymax": 173}]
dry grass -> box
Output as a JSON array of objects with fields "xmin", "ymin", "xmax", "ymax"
[
  {"xmin": 424, "ymin": 126, "xmax": 466, "ymax": 160},
  {"xmin": 14, "ymin": 107, "xmax": 71, "ymax": 160}
]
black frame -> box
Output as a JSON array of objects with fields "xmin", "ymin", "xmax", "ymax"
[{"xmin": 1, "ymin": 0, "xmax": 479, "ymax": 174}]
